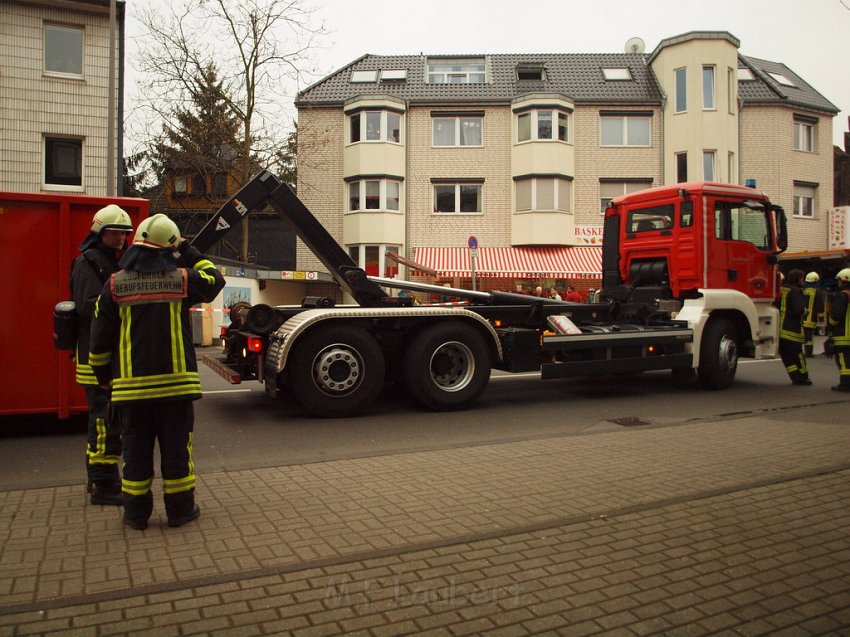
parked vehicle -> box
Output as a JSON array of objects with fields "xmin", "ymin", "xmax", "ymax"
[{"xmin": 200, "ymin": 171, "xmax": 788, "ymax": 417}]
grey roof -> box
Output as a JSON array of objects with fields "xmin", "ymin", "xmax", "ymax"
[
  {"xmin": 297, "ymin": 51, "xmax": 838, "ymax": 116},
  {"xmin": 296, "ymin": 53, "xmax": 663, "ymax": 107},
  {"xmin": 738, "ymin": 55, "xmax": 838, "ymax": 115}
]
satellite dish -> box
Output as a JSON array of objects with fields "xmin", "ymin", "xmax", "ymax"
[{"xmin": 624, "ymin": 37, "xmax": 646, "ymax": 54}]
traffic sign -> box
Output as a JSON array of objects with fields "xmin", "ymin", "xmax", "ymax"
[{"xmin": 468, "ymin": 235, "xmax": 478, "ymax": 250}]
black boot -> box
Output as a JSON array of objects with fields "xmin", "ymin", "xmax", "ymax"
[{"xmin": 90, "ymin": 481, "xmax": 123, "ymax": 506}]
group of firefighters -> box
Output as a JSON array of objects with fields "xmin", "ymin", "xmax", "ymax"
[
  {"xmin": 68, "ymin": 206, "xmax": 850, "ymax": 530},
  {"xmin": 777, "ymin": 268, "xmax": 850, "ymax": 391},
  {"xmin": 71, "ymin": 206, "xmax": 224, "ymax": 530}
]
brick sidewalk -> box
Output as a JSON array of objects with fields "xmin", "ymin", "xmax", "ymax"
[{"xmin": 2, "ymin": 415, "xmax": 850, "ymax": 635}]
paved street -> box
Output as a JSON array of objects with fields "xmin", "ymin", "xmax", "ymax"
[{"xmin": 2, "ymin": 398, "xmax": 850, "ymax": 635}]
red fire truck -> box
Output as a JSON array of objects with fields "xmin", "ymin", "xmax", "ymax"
[{"xmin": 200, "ymin": 172, "xmax": 788, "ymax": 417}]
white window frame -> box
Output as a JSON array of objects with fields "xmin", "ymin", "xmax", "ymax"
[
  {"xmin": 793, "ymin": 184, "xmax": 816, "ymax": 219},
  {"xmin": 516, "ymin": 109, "xmax": 570, "ymax": 143},
  {"xmin": 675, "ymin": 67, "xmax": 687, "ymax": 113},
  {"xmin": 348, "ymin": 244, "xmax": 400, "ymax": 278},
  {"xmin": 599, "ymin": 115, "xmax": 650, "ymax": 147},
  {"xmin": 727, "ymin": 67, "xmax": 736, "ymax": 114},
  {"xmin": 515, "ymin": 177, "xmax": 571, "ymax": 212},
  {"xmin": 427, "ymin": 59, "xmax": 486, "ymax": 84},
  {"xmin": 350, "ymin": 70, "xmax": 378, "ymax": 83},
  {"xmin": 44, "ymin": 23, "xmax": 83, "ymax": 77},
  {"xmin": 794, "ymin": 120, "xmax": 814, "ymax": 152},
  {"xmin": 43, "ymin": 136, "xmax": 83, "ymax": 191},
  {"xmin": 349, "ymin": 110, "xmax": 402, "ymax": 144},
  {"xmin": 347, "ymin": 178, "xmax": 402, "ymax": 212},
  {"xmin": 602, "ymin": 68, "xmax": 632, "ymax": 81},
  {"xmin": 703, "ymin": 150, "xmax": 716, "ymax": 181},
  {"xmin": 599, "ymin": 181, "xmax": 649, "ymax": 213},
  {"xmin": 702, "ymin": 66, "xmax": 715, "ymax": 110},
  {"xmin": 432, "ymin": 116, "xmax": 483, "ymax": 147},
  {"xmin": 433, "ymin": 183, "xmax": 482, "ymax": 214}
]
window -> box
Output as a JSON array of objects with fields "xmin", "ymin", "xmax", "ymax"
[
  {"xmin": 794, "ymin": 119, "xmax": 814, "ymax": 152},
  {"xmin": 515, "ymin": 177, "xmax": 571, "ymax": 212},
  {"xmin": 727, "ymin": 67, "xmax": 736, "ymax": 114},
  {"xmin": 173, "ymin": 176, "xmax": 187, "ymax": 195},
  {"xmin": 675, "ymin": 67, "xmax": 687, "ymax": 113},
  {"xmin": 351, "ymin": 70, "xmax": 378, "ymax": 83},
  {"xmin": 628, "ymin": 204, "xmax": 674, "ymax": 232},
  {"xmin": 432, "ymin": 116, "xmax": 482, "ymax": 147},
  {"xmin": 676, "ymin": 152, "xmax": 688, "ymax": 182},
  {"xmin": 715, "ymin": 201, "xmax": 772, "ymax": 249},
  {"xmin": 602, "ymin": 68, "xmax": 632, "ymax": 81},
  {"xmin": 380, "ymin": 69, "xmax": 407, "ymax": 82},
  {"xmin": 767, "ymin": 71, "xmax": 795, "ymax": 87},
  {"xmin": 192, "ymin": 174, "xmax": 207, "ymax": 196},
  {"xmin": 44, "ymin": 137, "xmax": 82, "ymax": 187},
  {"xmin": 517, "ymin": 65, "xmax": 545, "ymax": 81},
  {"xmin": 680, "ymin": 200, "xmax": 694, "ymax": 228},
  {"xmin": 600, "ymin": 115, "xmax": 650, "ymax": 146},
  {"xmin": 348, "ymin": 178, "xmax": 402, "ymax": 212},
  {"xmin": 737, "ymin": 67, "xmax": 755, "ymax": 81},
  {"xmin": 213, "ymin": 173, "xmax": 228, "ymax": 197},
  {"xmin": 44, "ymin": 24, "xmax": 83, "ymax": 76},
  {"xmin": 517, "ymin": 109, "xmax": 569, "ymax": 143},
  {"xmin": 433, "ymin": 183, "xmax": 481, "ymax": 213},
  {"xmin": 703, "ymin": 151, "xmax": 716, "ymax": 181},
  {"xmin": 793, "ymin": 183, "xmax": 816, "ymax": 218},
  {"xmin": 348, "ymin": 244, "xmax": 400, "ymax": 277},
  {"xmin": 728, "ymin": 152, "xmax": 735, "ymax": 184},
  {"xmin": 349, "ymin": 110, "xmax": 402, "ymax": 144},
  {"xmin": 702, "ymin": 66, "xmax": 715, "ymax": 110},
  {"xmin": 427, "ymin": 58, "xmax": 486, "ymax": 84},
  {"xmin": 599, "ymin": 181, "xmax": 649, "ymax": 212}
]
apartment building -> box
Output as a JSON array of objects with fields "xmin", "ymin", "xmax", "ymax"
[
  {"xmin": 295, "ymin": 31, "xmax": 837, "ymax": 292},
  {"xmin": 0, "ymin": 0, "xmax": 124, "ymax": 195}
]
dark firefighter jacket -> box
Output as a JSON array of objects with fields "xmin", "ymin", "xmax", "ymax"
[
  {"xmin": 802, "ymin": 284, "xmax": 825, "ymax": 329},
  {"xmin": 70, "ymin": 244, "xmax": 121, "ymax": 386},
  {"xmin": 829, "ymin": 289, "xmax": 850, "ymax": 347},
  {"xmin": 778, "ymin": 283, "xmax": 806, "ymax": 343},
  {"xmin": 89, "ymin": 247, "xmax": 225, "ymax": 403}
]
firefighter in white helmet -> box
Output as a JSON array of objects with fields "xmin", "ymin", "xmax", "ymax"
[
  {"xmin": 89, "ymin": 214, "xmax": 225, "ymax": 530},
  {"xmin": 71, "ymin": 204, "xmax": 133, "ymax": 506},
  {"xmin": 802, "ymin": 271, "xmax": 824, "ymax": 356},
  {"xmin": 827, "ymin": 268, "xmax": 850, "ymax": 392},
  {"xmin": 777, "ymin": 269, "xmax": 811, "ymax": 385}
]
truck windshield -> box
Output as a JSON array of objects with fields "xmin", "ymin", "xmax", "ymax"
[
  {"xmin": 627, "ymin": 204, "xmax": 674, "ymax": 232},
  {"xmin": 714, "ymin": 201, "xmax": 771, "ymax": 250}
]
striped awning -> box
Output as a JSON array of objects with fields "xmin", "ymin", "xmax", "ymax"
[{"xmin": 413, "ymin": 246, "xmax": 602, "ymax": 278}]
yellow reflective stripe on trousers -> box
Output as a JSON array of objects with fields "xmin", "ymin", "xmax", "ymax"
[
  {"xmin": 85, "ymin": 415, "xmax": 118, "ymax": 464},
  {"xmin": 119, "ymin": 305, "xmax": 133, "ymax": 379},
  {"xmin": 164, "ymin": 432, "xmax": 196, "ymax": 494},
  {"xmin": 122, "ymin": 477, "xmax": 153, "ymax": 496}
]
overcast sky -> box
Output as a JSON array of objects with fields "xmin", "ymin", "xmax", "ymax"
[{"xmin": 125, "ymin": 0, "xmax": 850, "ymax": 147}]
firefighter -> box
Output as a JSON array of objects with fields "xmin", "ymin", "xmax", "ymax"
[
  {"xmin": 71, "ymin": 204, "xmax": 133, "ymax": 506},
  {"xmin": 777, "ymin": 269, "xmax": 811, "ymax": 385},
  {"xmin": 827, "ymin": 268, "xmax": 850, "ymax": 392},
  {"xmin": 802, "ymin": 271, "xmax": 824, "ymax": 356},
  {"xmin": 89, "ymin": 214, "xmax": 225, "ymax": 530}
]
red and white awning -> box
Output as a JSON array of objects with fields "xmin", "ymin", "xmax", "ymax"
[{"xmin": 413, "ymin": 246, "xmax": 602, "ymax": 278}]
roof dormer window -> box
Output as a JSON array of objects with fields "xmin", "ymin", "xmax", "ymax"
[
  {"xmin": 516, "ymin": 65, "xmax": 545, "ymax": 81},
  {"xmin": 427, "ymin": 58, "xmax": 486, "ymax": 84}
]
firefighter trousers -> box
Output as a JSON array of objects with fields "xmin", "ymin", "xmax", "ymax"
[
  {"xmin": 834, "ymin": 345, "xmax": 850, "ymax": 389},
  {"xmin": 779, "ymin": 338, "xmax": 808, "ymax": 383},
  {"xmin": 118, "ymin": 400, "xmax": 196, "ymax": 523},
  {"xmin": 84, "ymin": 385, "xmax": 121, "ymax": 486},
  {"xmin": 804, "ymin": 327, "xmax": 815, "ymax": 357}
]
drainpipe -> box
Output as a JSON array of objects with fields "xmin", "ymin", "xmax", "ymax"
[{"xmin": 106, "ymin": 0, "xmax": 117, "ymax": 196}]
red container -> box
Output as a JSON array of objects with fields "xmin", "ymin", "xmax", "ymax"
[{"xmin": 0, "ymin": 191, "xmax": 148, "ymax": 418}]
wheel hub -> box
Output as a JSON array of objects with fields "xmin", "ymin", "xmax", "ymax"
[
  {"xmin": 313, "ymin": 345, "xmax": 361, "ymax": 394},
  {"xmin": 430, "ymin": 341, "xmax": 475, "ymax": 392},
  {"xmin": 718, "ymin": 334, "xmax": 738, "ymax": 372}
]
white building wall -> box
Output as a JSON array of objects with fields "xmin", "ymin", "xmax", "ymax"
[{"xmin": 0, "ymin": 1, "xmax": 117, "ymax": 194}]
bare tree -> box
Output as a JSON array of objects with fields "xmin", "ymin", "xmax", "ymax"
[{"xmin": 133, "ymin": 0, "xmax": 325, "ymax": 260}]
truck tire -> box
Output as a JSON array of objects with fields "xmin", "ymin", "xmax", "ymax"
[
  {"xmin": 287, "ymin": 325, "xmax": 385, "ymax": 417},
  {"xmin": 403, "ymin": 322, "xmax": 491, "ymax": 411},
  {"xmin": 697, "ymin": 317, "xmax": 738, "ymax": 390}
]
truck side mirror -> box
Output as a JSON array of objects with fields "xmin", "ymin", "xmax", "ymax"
[{"xmin": 773, "ymin": 206, "xmax": 788, "ymax": 253}]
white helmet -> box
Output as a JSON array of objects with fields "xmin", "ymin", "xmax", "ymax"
[
  {"xmin": 836, "ymin": 268, "xmax": 850, "ymax": 283},
  {"xmin": 91, "ymin": 204, "xmax": 132, "ymax": 234},
  {"xmin": 132, "ymin": 214, "xmax": 181, "ymax": 250},
  {"xmin": 805, "ymin": 272, "xmax": 819, "ymax": 283}
]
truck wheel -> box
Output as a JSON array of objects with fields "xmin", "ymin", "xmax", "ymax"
[
  {"xmin": 403, "ymin": 322, "xmax": 491, "ymax": 411},
  {"xmin": 698, "ymin": 317, "xmax": 738, "ymax": 390},
  {"xmin": 287, "ymin": 325, "xmax": 385, "ymax": 417}
]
